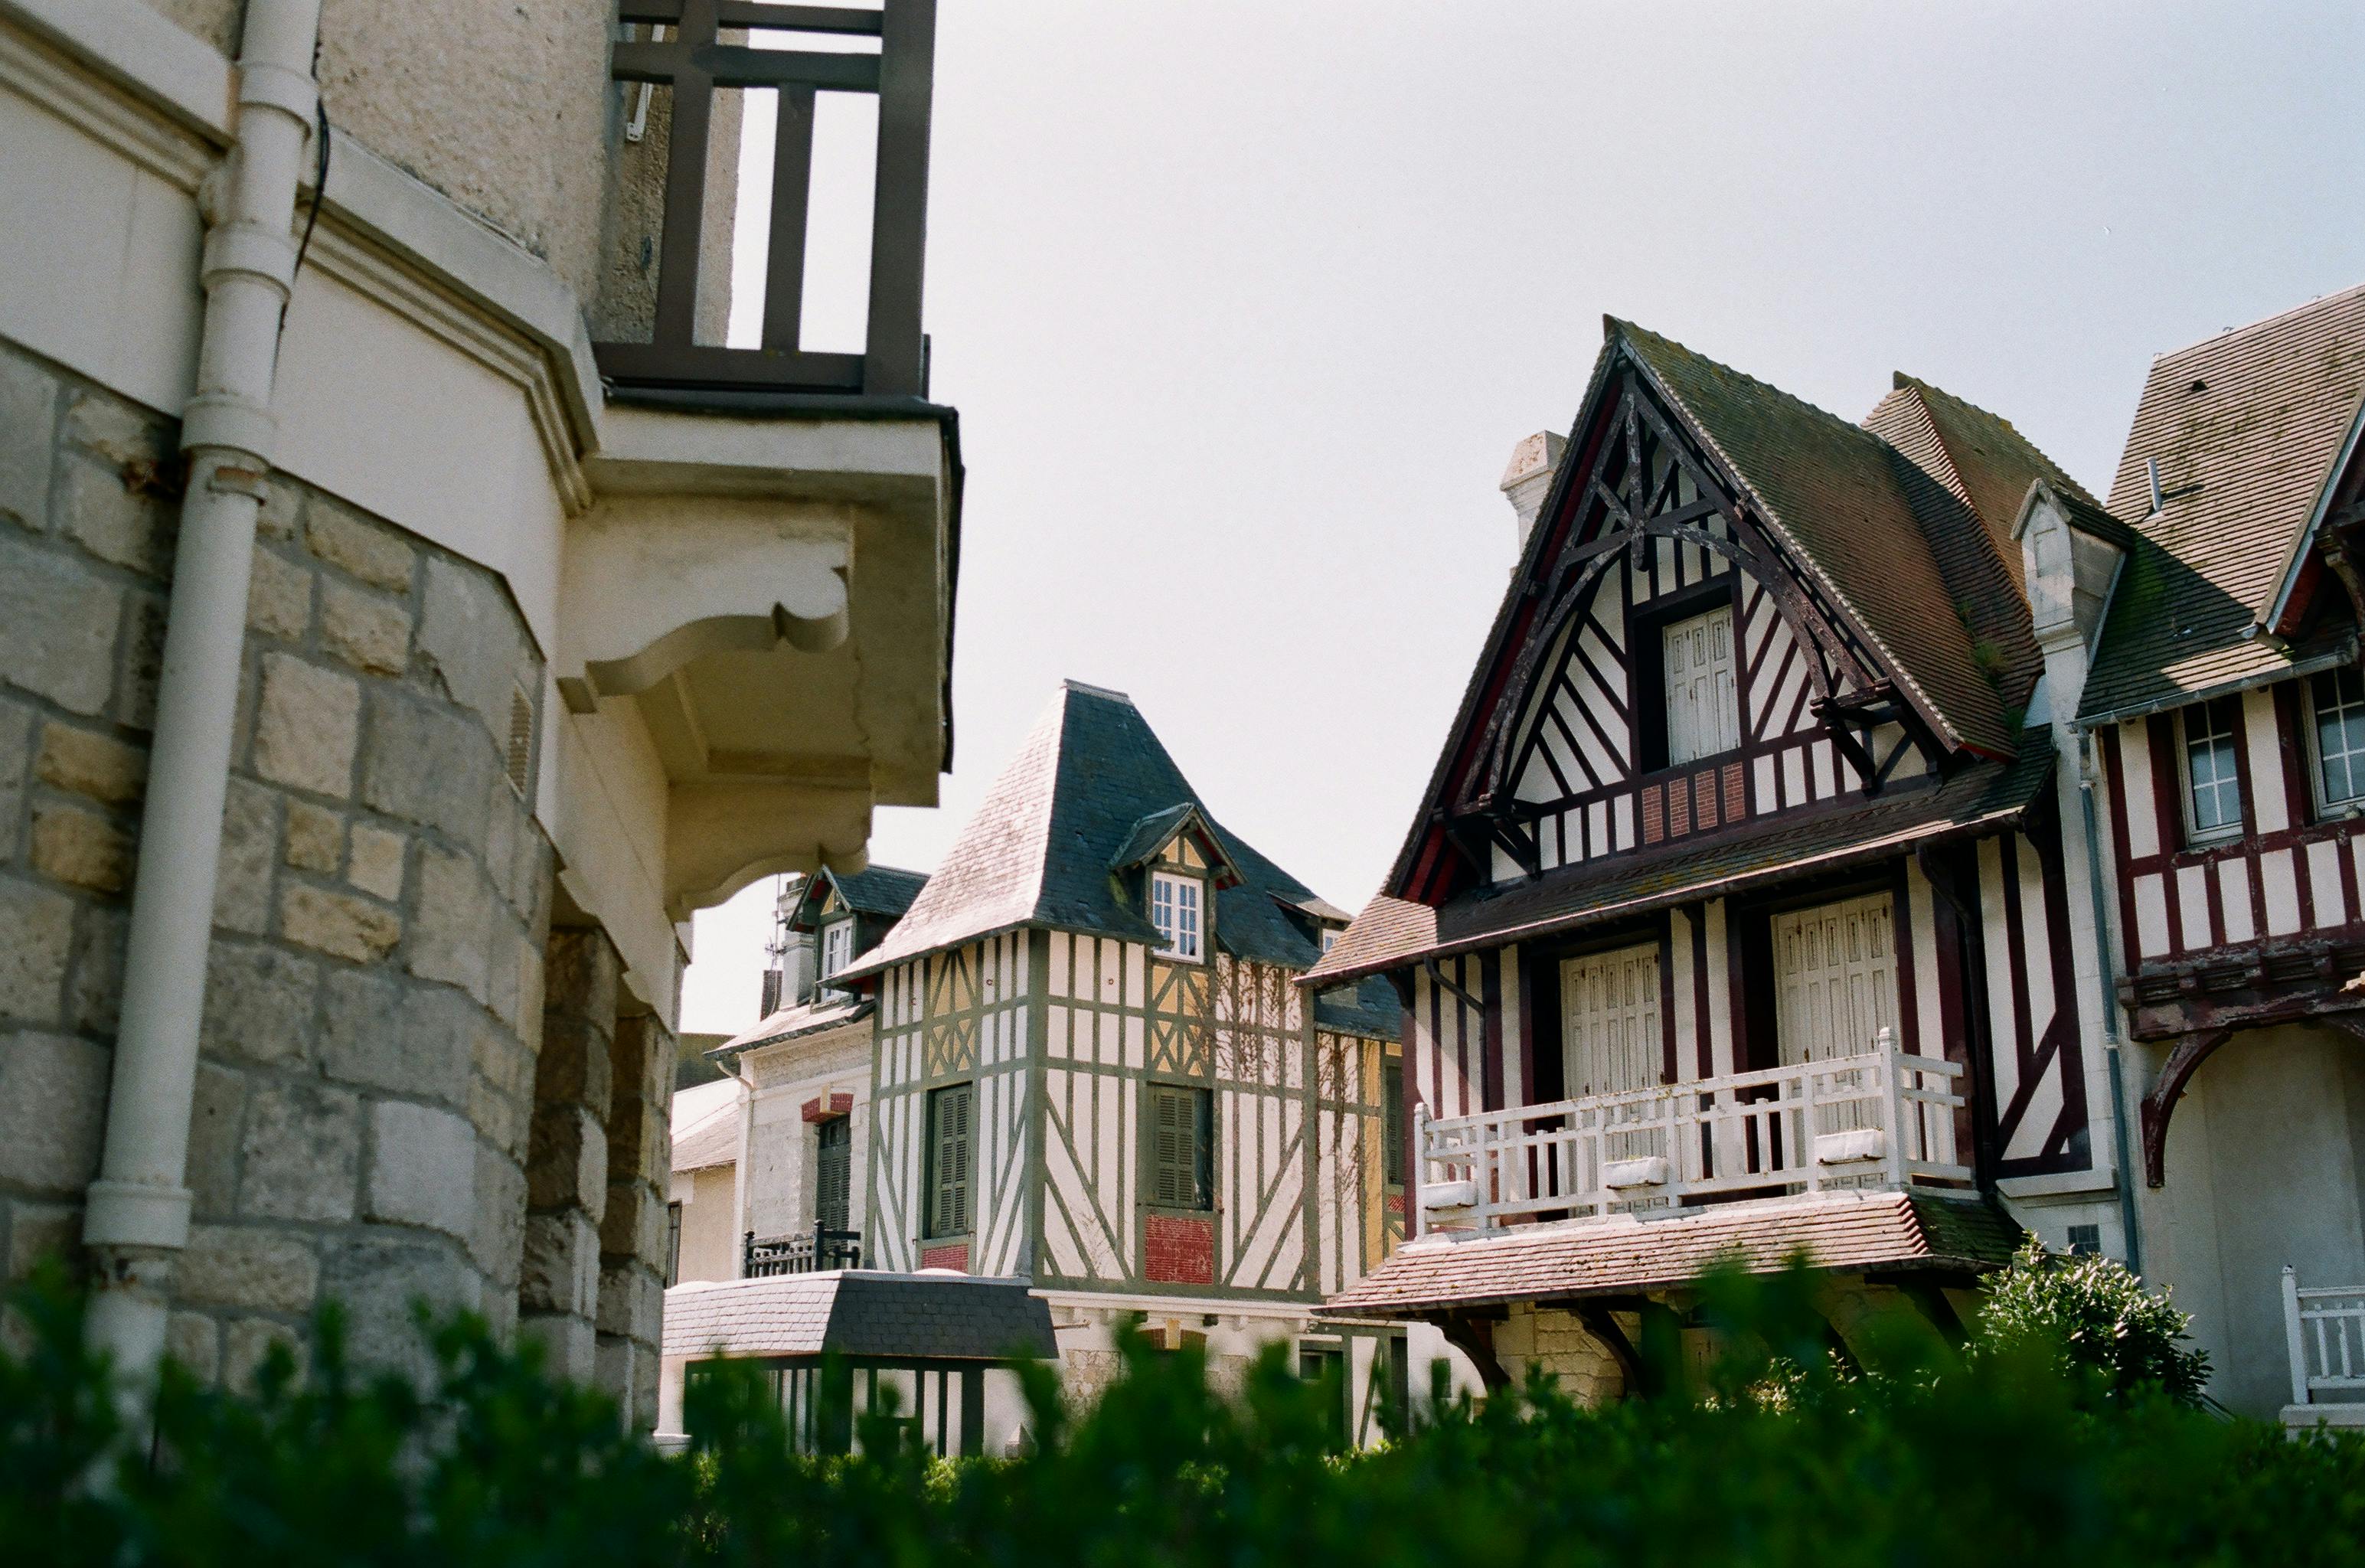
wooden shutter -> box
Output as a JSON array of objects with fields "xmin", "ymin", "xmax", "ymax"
[
  {"xmin": 929, "ymin": 1083, "xmax": 972, "ymax": 1236},
  {"xmin": 1664, "ymin": 605, "xmax": 1739, "ymax": 766},
  {"xmin": 1151, "ymin": 1086, "xmax": 1213, "ymax": 1209},
  {"xmin": 1560, "ymin": 942, "xmax": 1663, "ymax": 1096},
  {"xmin": 815, "ymin": 1115, "xmax": 851, "ymax": 1232},
  {"xmin": 1772, "ymin": 893, "xmax": 1896, "ymax": 1065}
]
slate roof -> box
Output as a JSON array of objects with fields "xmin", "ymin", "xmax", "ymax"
[
  {"xmin": 1318, "ymin": 1191, "xmax": 2021, "ymax": 1317},
  {"xmin": 2081, "ymin": 283, "xmax": 2365, "ymax": 722},
  {"xmin": 1620, "ymin": 322, "xmax": 2021, "ymax": 756},
  {"xmin": 664, "ymin": 1272, "xmax": 1058, "ymax": 1361},
  {"xmin": 787, "ymin": 864, "xmax": 929, "ymax": 929},
  {"xmin": 1306, "ymin": 740, "xmax": 2053, "ymax": 987},
  {"xmin": 838, "ymin": 681, "xmax": 1401, "ymax": 1039},
  {"xmin": 709, "ymin": 992, "xmax": 874, "ymax": 1060}
]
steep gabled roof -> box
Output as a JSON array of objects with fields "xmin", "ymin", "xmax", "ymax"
[
  {"xmin": 839, "ymin": 682, "xmax": 1400, "ymax": 1034},
  {"xmin": 2081, "ymin": 283, "xmax": 2365, "ymax": 722},
  {"xmin": 787, "ymin": 864, "xmax": 930, "ymax": 930},
  {"xmin": 1380, "ymin": 319, "xmax": 2077, "ymax": 907},
  {"xmin": 1618, "ymin": 322, "xmax": 2016, "ymax": 755}
]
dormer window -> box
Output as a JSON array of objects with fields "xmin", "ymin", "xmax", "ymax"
[
  {"xmin": 1151, "ymin": 870, "xmax": 1204, "ymax": 962},
  {"xmin": 1321, "ymin": 928, "xmax": 1340, "ymax": 956},
  {"xmin": 819, "ymin": 918, "xmax": 855, "ymax": 982},
  {"xmin": 1663, "ymin": 604, "xmax": 1739, "ymax": 766}
]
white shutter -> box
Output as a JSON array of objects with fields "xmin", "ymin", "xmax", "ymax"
[
  {"xmin": 1560, "ymin": 943, "xmax": 1663, "ymax": 1097},
  {"xmin": 1772, "ymin": 893, "xmax": 1896, "ymax": 1065},
  {"xmin": 1664, "ymin": 605, "xmax": 1739, "ymax": 766}
]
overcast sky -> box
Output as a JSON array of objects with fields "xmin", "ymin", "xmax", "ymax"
[{"xmin": 678, "ymin": 0, "xmax": 2365, "ymax": 1037}]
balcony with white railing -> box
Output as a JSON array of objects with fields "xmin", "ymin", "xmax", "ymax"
[
  {"xmin": 2282, "ymin": 1267, "xmax": 2365, "ymax": 1432},
  {"xmin": 1414, "ymin": 1029, "xmax": 1972, "ymax": 1234}
]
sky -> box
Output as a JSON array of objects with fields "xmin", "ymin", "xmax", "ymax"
[{"xmin": 678, "ymin": 0, "xmax": 2365, "ymax": 1037}]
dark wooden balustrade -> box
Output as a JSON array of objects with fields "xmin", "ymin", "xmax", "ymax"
[
  {"xmin": 601, "ymin": 0, "xmax": 936, "ymax": 400},
  {"xmin": 744, "ymin": 1225, "xmax": 864, "ymax": 1276}
]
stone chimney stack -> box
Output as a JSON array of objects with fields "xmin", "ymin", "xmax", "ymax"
[{"xmin": 1499, "ymin": 430, "xmax": 1567, "ymax": 557}]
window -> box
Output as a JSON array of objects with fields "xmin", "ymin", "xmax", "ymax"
[
  {"xmin": 1662, "ymin": 604, "xmax": 1739, "ymax": 766},
  {"xmin": 820, "ymin": 919, "xmax": 855, "ymax": 982},
  {"xmin": 1380, "ymin": 1057, "xmax": 1405, "ymax": 1187},
  {"xmin": 665, "ymin": 1201, "xmax": 682, "ymax": 1286},
  {"xmin": 2066, "ymin": 1223, "xmax": 2102, "ymax": 1258},
  {"xmin": 2313, "ymin": 668, "xmax": 2365, "ymax": 812},
  {"xmin": 1150, "ymin": 871, "xmax": 1204, "ymax": 962},
  {"xmin": 1148, "ymin": 1084, "xmax": 1214, "ymax": 1210},
  {"xmin": 815, "ymin": 1114, "xmax": 851, "ymax": 1233},
  {"xmin": 924, "ymin": 1083, "xmax": 973, "ymax": 1238},
  {"xmin": 1321, "ymin": 928, "xmax": 1340, "ymax": 956},
  {"xmin": 2180, "ymin": 697, "xmax": 2244, "ymax": 843}
]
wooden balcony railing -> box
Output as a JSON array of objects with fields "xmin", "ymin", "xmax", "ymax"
[
  {"xmin": 2283, "ymin": 1266, "xmax": 2365, "ymax": 1412},
  {"xmin": 744, "ymin": 1225, "xmax": 864, "ymax": 1276},
  {"xmin": 1414, "ymin": 1029, "xmax": 1971, "ymax": 1233},
  {"xmin": 601, "ymin": 0, "xmax": 936, "ymax": 400}
]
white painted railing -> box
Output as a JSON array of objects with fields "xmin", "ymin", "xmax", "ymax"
[
  {"xmin": 1414, "ymin": 1028, "xmax": 1971, "ymax": 1233},
  {"xmin": 2283, "ymin": 1267, "xmax": 2365, "ymax": 1409}
]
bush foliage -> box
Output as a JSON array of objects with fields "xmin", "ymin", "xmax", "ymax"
[{"xmin": 4, "ymin": 1253, "xmax": 2360, "ymax": 1568}]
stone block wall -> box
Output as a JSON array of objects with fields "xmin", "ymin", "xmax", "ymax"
[
  {"xmin": 1492, "ymin": 1303, "xmax": 1628, "ymax": 1405},
  {"xmin": 0, "ymin": 337, "xmax": 555, "ymax": 1387}
]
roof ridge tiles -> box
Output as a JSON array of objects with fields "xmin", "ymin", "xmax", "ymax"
[{"xmin": 2151, "ymin": 278, "xmax": 2365, "ymax": 365}]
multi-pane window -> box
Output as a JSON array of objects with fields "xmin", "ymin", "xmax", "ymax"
[
  {"xmin": 925, "ymin": 1083, "xmax": 973, "ymax": 1238},
  {"xmin": 1150, "ymin": 871, "xmax": 1204, "ymax": 962},
  {"xmin": 2180, "ymin": 697, "xmax": 2244, "ymax": 842},
  {"xmin": 815, "ymin": 1114, "xmax": 851, "ymax": 1233},
  {"xmin": 1148, "ymin": 1084, "xmax": 1214, "ymax": 1210},
  {"xmin": 820, "ymin": 920, "xmax": 854, "ymax": 982},
  {"xmin": 1380, "ymin": 1057, "xmax": 1405, "ymax": 1188},
  {"xmin": 2313, "ymin": 668, "xmax": 2365, "ymax": 811},
  {"xmin": 1663, "ymin": 604, "xmax": 1739, "ymax": 766},
  {"xmin": 1321, "ymin": 928, "xmax": 1340, "ymax": 956}
]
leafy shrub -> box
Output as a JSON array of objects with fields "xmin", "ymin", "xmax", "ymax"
[
  {"xmin": 1975, "ymin": 1236, "xmax": 2213, "ymax": 1406},
  {"xmin": 4, "ymin": 1255, "xmax": 2358, "ymax": 1568}
]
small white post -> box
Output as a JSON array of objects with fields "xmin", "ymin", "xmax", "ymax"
[
  {"xmin": 1411, "ymin": 1104, "xmax": 1431, "ymax": 1239},
  {"xmin": 1878, "ymin": 1027, "xmax": 1909, "ymax": 1191},
  {"xmin": 2284, "ymin": 1265, "xmax": 2312, "ymax": 1408}
]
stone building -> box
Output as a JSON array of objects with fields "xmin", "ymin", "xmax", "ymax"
[{"xmin": 0, "ymin": 0, "xmax": 959, "ymax": 1431}]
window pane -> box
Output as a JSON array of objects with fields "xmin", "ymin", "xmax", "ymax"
[{"xmin": 2318, "ymin": 670, "xmax": 2365, "ymax": 808}]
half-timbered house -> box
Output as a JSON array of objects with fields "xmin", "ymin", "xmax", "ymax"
[
  {"xmin": 1305, "ymin": 319, "xmax": 2118, "ymax": 1400},
  {"xmin": 815, "ymin": 679, "xmax": 1441, "ymax": 1425},
  {"xmin": 2060, "ymin": 286, "xmax": 2365, "ymax": 1423}
]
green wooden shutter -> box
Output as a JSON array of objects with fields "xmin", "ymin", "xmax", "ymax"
[
  {"xmin": 929, "ymin": 1083, "xmax": 974, "ymax": 1237},
  {"xmin": 1190, "ymin": 1087, "xmax": 1213, "ymax": 1210},
  {"xmin": 815, "ymin": 1116, "xmax": 851, "ymax": 1232},
  {"xmin": 1150, "ymin": 1086, "xmax": 1213, "ymax": 1210}
]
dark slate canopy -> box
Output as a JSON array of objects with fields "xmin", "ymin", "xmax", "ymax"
[
  {"xmin": 664, "ymin": 1271, "xmax": 1057, "ymax": 1361},
  {"xmin": 839, "ymin": 681, "xmax": 1398, "ymax": 1038}
]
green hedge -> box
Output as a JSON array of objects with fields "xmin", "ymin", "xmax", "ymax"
[{"xmin": 5, "ymin": 1254, "xmax": 2360, "ymax": 1568}]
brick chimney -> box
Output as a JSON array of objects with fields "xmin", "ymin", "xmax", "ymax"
[{"xmin": 1500, "ymin": 430, "xmax": 1566, "ymax": 557}]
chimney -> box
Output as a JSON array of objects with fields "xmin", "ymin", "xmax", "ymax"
[
  {"xmin": 758, "ymin": 967, "xmax": 783, "ymax": 1018},
  {"xmin": 1499, "ymin": 431, "xmax": 1566, "ymax": 557},
  {"xmin": 780, "ymin": 930, "xmax": 818, "ymax": 1006}
]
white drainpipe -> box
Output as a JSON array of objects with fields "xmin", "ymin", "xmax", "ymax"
[{"xmin": 82, "ymin": 0, "xmax": 325, "ymax": 1388}]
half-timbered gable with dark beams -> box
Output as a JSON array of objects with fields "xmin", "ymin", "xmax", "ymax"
[
  {"xmin": 836, "ymin": 681, "xmax": 1432, "ymax": 1427},
  {"xmin": 2063, "ymin": 284, "xmax": 2365, "ymax": 1421},
  {"xmin": 1305, "ymin": 320, "xmax": 2125, "ymax": 1402}
]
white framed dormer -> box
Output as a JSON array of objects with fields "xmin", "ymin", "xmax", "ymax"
[
  {"xmin": 1663, "ymin": 603, "xmax": 1740, "ymax": 766},
  {"xmin": 1151, "ymin": 869, "xmax": 1204, "ymax": 962},
  {"xmin": 2176, "ymin": 696, "xmax": 2245, "ymax": 847},
  {"xmin": 819, "ymin": 916, "xmax": 856, "ymax": 984},
  {"xmin": 2307, "ymin": 666, "xmax": 2365, "ymax": 818}
]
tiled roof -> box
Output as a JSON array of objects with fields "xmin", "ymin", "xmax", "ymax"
[
  {"xmin": 664, "ymin": 1272, "xmax": 1059, "ymax": 1361},
  {"xmin": 1317, "ymin": 1191, "xmax": 2021, "ymax": 1316},
  {"xmin": 1305, "ymin": 742, "xmax": 2052, "ymax": 987},
  {"xmin": 828, "ymin": 864, "xmax": 929, "ymax": 920},
  {"xmin": 2081, "ymin": 283, "xmax": 2365, "ymax": 721},
  {"xmin": 838, "ymin": 682, "xmax": 1401, "ymax": 1037},
  {"xmin": 1620, "ymin": 322, "xmax": 2017, "ymax": 756},
  {"xmin": 670, "ymin": 1079, "xmax": 740, "ymax": 1173}
]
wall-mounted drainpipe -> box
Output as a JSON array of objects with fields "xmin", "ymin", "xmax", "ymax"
[
  {"xmin": 2078, "ymin": 731, "xmax": 2144, "ymax": 1277},
  {"xmin": 81, "ymin": 0, "xmax": 325, "ymax": 1399}
]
